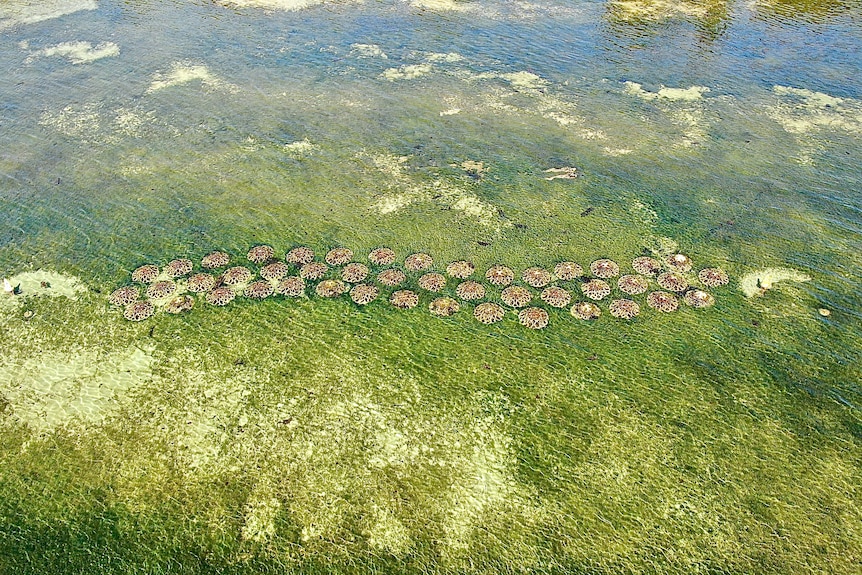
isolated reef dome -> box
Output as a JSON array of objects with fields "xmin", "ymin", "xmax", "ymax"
[
  {"xmin": 657, "ymin": 272, "xmax": 689, "ymax": 293},
  {"xmin": 187, "ymin": 273, "xmax": 216, "ymax": 293},
  {"xmin": 109, "ymin": 286, "xmax": 139, "ymax": 306},
  {"xmin": 244, "ymin": 280, "xmax": 274, "ymax": 299},
  {"xmin": 146, "ymin": 280, "xmax": 177, "ymax": 300},
  {"xmin": 698, "ymin": 267, "xmax": 729, "ymax": 288},
  {"xmin": 316, "ymin": 279, "xmax": 348, "ymax": 298},
  {"xmin": 647, "ymin": 291, "xmax": 679, "ymax": 312},
  {"xmin": 260, "ymin": 262, "xmax": 289, "ymax": 281},
  {"xmin": 165, "ymin": 258, "xmax": 193, "ymax": 278},
  {"xmin": 223, "ymin": 266, "xmax": 253, "ymax": 286},
  {"xmin": 342, "ymin": 263, "xmax": 369, "ymax": 283},
  {"xmin": 429, "ymin": 296, "xmax": 460, "ymax": 317}
]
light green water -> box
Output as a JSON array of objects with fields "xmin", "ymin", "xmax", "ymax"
[{"xmin": 0, "ymin": 1, "xmax": 860, "ymax": 573}]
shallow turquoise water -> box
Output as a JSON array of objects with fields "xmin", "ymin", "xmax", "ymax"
[{"xmin": 0, "ymin": 1, "xmax": 860, "ymax": 573}]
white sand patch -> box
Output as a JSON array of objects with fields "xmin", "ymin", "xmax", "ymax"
[
  {"xmin": 220, "ymin": 0, "xmax": 326, "ymax": 10},
  {"xmin": 380, "ymin": 63, "xmax": 433, "ymax": 81},
  {"xmin": 425, "ymin": 52, "xmax": 465, "ymax": 63},
  {"xmin": 32, "ymin": 40, "xmax": 118, "ymax": 64},
  {"xmin": 603, "ymin": 146, "xmax": 633, "ymax": 156},
  {"xmin": 739, "ymin": 267, "xmax": 811, "ymax": 298},
  {"xmin": 147, "ymin": 62, "xmax": 238, "ymax": 93},
  {"xmin": 501, "ymin": 71, "xmax": 548, "ymax": 90},
  {"xmin": 409, "ymin": 0, "xmax": 470, "ymax": 11},
  {"xmin": 350, "ymin": 43, "xmax": 387, "ymax": 59},
  {"xmin": 609, "ymin": 0, "xmax": 712, "ymax": 21},
  {"xmin": 366, "ymin": 503, "xmax": 411, "ymax": 555},
  {"xmin": 769, "ymin": 85, "xmax": 862, "ymax": 135},
  {"xmin": 241, "ymin": 482, "xmax": 281, "ymax": 543},
  {"xmin": 40, "ymin": 103, "xmax": 157, "ymax": 144},
  {"xmin": 440, "ymin": 107, "xmax": 461, "ymax": 116},
  {"xmin": 1, "ymin": 270, "xmax": 87, "ymax": 310},
  {"xmin": 283, "ymin": 138, "xmax": 317, "ymax": 157},
  {"xmin": 624, "ymin": 81, "xmax": 710, "ymax": 101},
  {"xmin": 0, "ymin": 346, "xmax": 155, "ymax": 433},
  {"xmin": 0, "ymin": 0, "xmax": 97, "ymax": 30}
]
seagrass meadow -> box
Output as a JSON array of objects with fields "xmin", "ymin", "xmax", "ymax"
[{"xmin": 0, "ymin": 1, "xmax": 860, "ymax": 574}]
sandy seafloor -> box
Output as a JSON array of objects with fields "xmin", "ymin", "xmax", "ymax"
[{"xmin": 0, "ymin": 1, "xmax": 860, "ymax": 573}]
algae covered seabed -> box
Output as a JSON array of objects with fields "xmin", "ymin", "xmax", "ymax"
[{"xmin": 1, "ymin": 1, "xmax": 860, "ymax": 573}]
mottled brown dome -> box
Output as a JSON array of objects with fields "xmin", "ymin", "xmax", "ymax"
[
  {"xmin": 500, "ymin": 286, "xmax": 532, "ymax": 308},
  {"xmin": 446, "ymin": 260, "xmax": 475, "ymax": 279},
  {"xmin": 123, "ymin": 300, "xmax": 154, "ymax": 321},
  {"xmin": 222, "ymin": 266, "xmax": 253, "ymax": 286},
  {"xmin": 540, "ymin": 286, "xmax": 571, "ymax": 308},
  {"xmin": 390, "ymin": 290, "xmax": 420, "ymax": 309},
  {"xmin": 165, "ymin": 258, "xmax": 193, "ymax": 278},
  {"xmin": 206, "ymin": 287, "xmax": 236, "ymax": 306},
  {"xmin": 522, "ymin": 267, "xmax": 552, "ymax": 288},
  {"xmin": 518, "ymin": 307, "xmax": 549, "ymax": 329},
  {"xmin": 325, "ymin": 247, "xmax": 353, "ymax": 266},
  {"xmin": 418, "ymin": 273, "xmax": 447, "ymax": 292},
  {"xmin": 455, "ymin": 280, "xmax": 486, "ymax": 301},
  {"xmin": 665, "ymin": 253, "xmax": 693, "ymax": 272},
  {"xmin": 187, "ymin": 273, "xmax": 216, "ymax": 293},
  {"xmin": 404, "ymin": 252, "xmax": 433, "ymax": 271},
  {"xmin": 165, "ymin": 295, "xmax": 194, "ymax": 314},
  {"xmin": 109, "ymin": 286, "xmax": 139, "ymax": 307},
  {"xmin": 146, "ymin": 280, "xmax": 177, "ymax": 300},
  {"xmin": 316, "ymin": 279, "xmax": 348, "ymax": 298},
  {"xmin": 377, "ymin": 268, "xmax": 407, "ymax": 287},
  {"xmin": 368, "ymin": 247, "xmax": 396, "ymax": 266},
  {"xmin": 609, "ymin": 299, "xmax": 640, "ymax": 319},
  {"xmin": 581, "ymin": 279, "xmax": 611, "ymax": 300},
  {"xmin": 698, "ymin": 268, "xmax": 729, "ymax": 288},
  {"xmin": 684, "ymin": 289, "xmax": 715, "ymax": 308},
  {"xmin": 429, "ymin": 297, "xmax": 460, "ymax": 317},
  {"xmin": 485, "ymin": 265, "xmax": 515, "ymax": 286},
  {"xmin": 571, "ymin": 301, "xmax": 601, "ymax": 320},
  {"xmin": 342, "ymin": 263, "xmax": 370, "ymax": 283},
  {"xmin": 131, "ymin": 264, "xmax": 160, "ymax": 284},
  {"xmin": 590, "ymin": 259, "xmax": 620, "ymax": 279},
  {"xmin": 647, "ymin": 291, "xmax": 679, "ymax": 312},
  {"xmin": 474, "ymin": 302, "xmax": 505, "ymax": 324},
  {"xmin": 260, "ymin": 262, "xmax": 289, "ymax": 281},
  {"xmin": 553, "ymin": 261, "xmax": 583, "ymax": 281},
  {"xmin": 299, "ymin": 262, "xmax": 328, "ymax": 281},
  {"xmin": 350, "ymin": 283, "xmax": 379, "ymax": 305},
  {"xmin": 275, "ymin": 276, "xmax": 305, "ymax": 297},
  {"xmin": 244, "ymin": 280, "xmax": 274, "ymax": 299},
  {"xmin": 632, "ymin": 256, "xmax": 662, "ymax": 276},
  {"xmin": 286, "ymin": 246, "xmax": 315, "ymax": 265},
  {"xmin": 656, "ymin": 272, "xmax": 689, "ymax": 293},
  {"xmin": 201, "ymin": 251, "xmax": 230, "ymax": 269},
  {"xmin": 617, "ymin": 274, "xmax": 649, "ymax": 295},
  {"xmin": 247, "ymin": 245, "xmax": 275, "ymax": 264}
]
